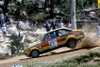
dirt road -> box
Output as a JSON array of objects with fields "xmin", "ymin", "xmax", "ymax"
[
  {"xmin": 0, "ymin": 42, "xmax": 100, "ymax": 67},
  {"xmin": 0, "ymin": 40, "xmax": 99, "ymax": 67}
]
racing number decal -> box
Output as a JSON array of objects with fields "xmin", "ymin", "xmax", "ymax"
[{"xmin": 48, "ymin": 39, "xmax": 58, "ymax": 49}]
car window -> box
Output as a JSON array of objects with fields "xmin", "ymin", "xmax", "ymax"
[
  {"xmin": 44, "ymin": 32, "xmax": 58, "ymax": 41},
  {"xmin": 51, "ymin": 32, "xmax": 57, "ymax": 38},
  {"xmin": 44, "ymin": 34, "xmax": 51, "ymax": 41},
  {"xmin": 58, "ymin": 29, "xmax": 71, "ymax": 36}
]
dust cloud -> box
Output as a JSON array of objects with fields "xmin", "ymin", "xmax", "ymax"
[{"xmin": 77, "ymin": 23, "xmax": 100, "ymax": 48}]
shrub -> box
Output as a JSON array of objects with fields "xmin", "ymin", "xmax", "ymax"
[
  {"xmin": 9, "ymin": 34, "xmax": 24, "ymax": 55},
  {"xmin": 29, "ymin": 12, "xmax": 48, "ymax": 23}
]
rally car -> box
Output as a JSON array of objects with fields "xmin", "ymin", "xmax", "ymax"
[{"xmin": 24, "ymin": 28, "xmax": 85, "ymax": 58}]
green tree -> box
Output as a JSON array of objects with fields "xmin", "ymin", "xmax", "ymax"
[{"xmin": 29, "ymin": 12, "xmax": 48, "ymax": 23}]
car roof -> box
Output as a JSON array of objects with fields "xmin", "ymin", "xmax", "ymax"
[
  {"xmin": 46, "ymin": 27, "xmax": 72, "ymax": 34},
  {"xmin": 41, "ymin": 28, "xmax": 72, "ymax": 41}
]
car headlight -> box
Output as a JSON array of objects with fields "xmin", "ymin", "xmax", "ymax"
[{"xmin": 25, "ymin": 49, "xmax": 30, "ymax": 53}]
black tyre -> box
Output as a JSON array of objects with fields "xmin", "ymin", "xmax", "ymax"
[
  {"xmin": 67, "ymin": 39, "xmax": 77, "ymax": 48},
  {"xmin": 31, "ymin": 50, "xmax": 39, "ymax": 58}
]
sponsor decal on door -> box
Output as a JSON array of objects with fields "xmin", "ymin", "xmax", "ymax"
[{"xmin": 48, "ymin": 39, "xmax": 58, "ymax": 49}]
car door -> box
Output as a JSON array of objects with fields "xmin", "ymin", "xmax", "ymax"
[
  {"xmin": 41, "ymin": 33, "xmax": 51, "ymax": 51},
  {"xmin": 48, "ymin": 32, "xmax": 58, "ymax": 49},
  {"xmin": 57, "ymin": 29, "xmax": 71, "ymax": 45},
  {"xmin": 41, "ymin": 31, "xmax": 59, "ymax": 50}
]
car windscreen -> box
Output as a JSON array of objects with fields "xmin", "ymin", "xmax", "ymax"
[
  {"xmin": 43, "ymin": 32, "xmax": 58, "ymax": 41},
  {"xmin": 58, "ymin": 29, "xmax": 71, "ymax": 36}
]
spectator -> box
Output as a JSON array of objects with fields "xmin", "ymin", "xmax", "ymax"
[
  {"xmin": 2, "ymin": 24, "xmax": 6, "ymax": 41},
  {"xmin": 96, "ymin": 23, "xmax": 100, "ymax": 38},
  {"xmin": 51, "ymin": 19, "xmax": 57, "ymax": 29},
  {"xmin": 16, "ymin": 20, "xmax": 21, "ymax": 36},
  {"xmin": 44, "ymin": 22, "xmax": 51, "ymax": 32},
  {"xmin": 59, "ymin": 20, "xmax": 64, "ymax": 28},
  {"xmin": 5, "ymin": 13, "xmax": 9, "ymax": 22},
  {"xmin": 68, "ymin": 22, "xmax": 72, "ymax": 29},
  {"xmin": 0, "ymin": 12, "xmax": 5, "ymax": 27}
]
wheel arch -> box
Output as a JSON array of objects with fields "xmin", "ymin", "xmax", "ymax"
[
  {"xmin": 65, "ymin": 35, "xmax": 77, "ymax": 43},
  {"xmin": 29, "ymin": 48, "xmax": 40, "ymax": 57},
  {"xmin": 64, "ymin": 35, "xmax": 77, "ymax": 47}
]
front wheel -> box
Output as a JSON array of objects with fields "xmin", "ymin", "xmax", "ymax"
[
  {"xmin": 67, "ymin": 39, "xmax": 77, "ymax": 48},
  {"xmin": 31, "ymin": 50, "xmax": 39, "ymax": 58}
]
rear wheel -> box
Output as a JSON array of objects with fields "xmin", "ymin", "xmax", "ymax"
[
  {"xmin": 67, "ymin": 39, "xmax": 77, "ymax": 48},
  {"xmin": 31, "ymin": 50, "xmax": 39, "ymax": 58}
]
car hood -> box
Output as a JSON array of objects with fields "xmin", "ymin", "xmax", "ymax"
[{"xmin": 28, "ymin": 41, "xmax": 41, "ymax": 47}]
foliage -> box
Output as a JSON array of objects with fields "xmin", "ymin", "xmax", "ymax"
[
  {"xmin": 83, "ymin": 0, "xmax": 97, "ymax": 8},
  {"xmin": 7, "ymin": 3, "xmax": 17, "ymax": 14},
  {"xmin": 9, "ymin": 34, "xmax": 24, "ymax": 55},
  {"xmin": 54, "ymin": 0, "xmax": 97, "ymax": 21},
  {"xmin": 7, "ymin": 0, "xmax": 98, "ymax": 22},
  {"xmin": 29, "ymin": 12, "xmax": 48, "ymax": 23},
  {"xmin": 21, "ymin": 0, "xmax": 33, "ymax": 13},
  {"xmin": 58, "ymin": 0, "xmax": 71, "ymax": 14},
  {"xmin": 8, "ymin": 1, "xmax": 23, "ymax": 14},
  {"xmin": 57, "ymin": 0, "xmax": 71, "ymax": 21}
]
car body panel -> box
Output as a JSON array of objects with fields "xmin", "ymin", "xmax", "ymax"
[{"xmin": 24, "ymin": 28, "xmax": 85, "ymax": 57}]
